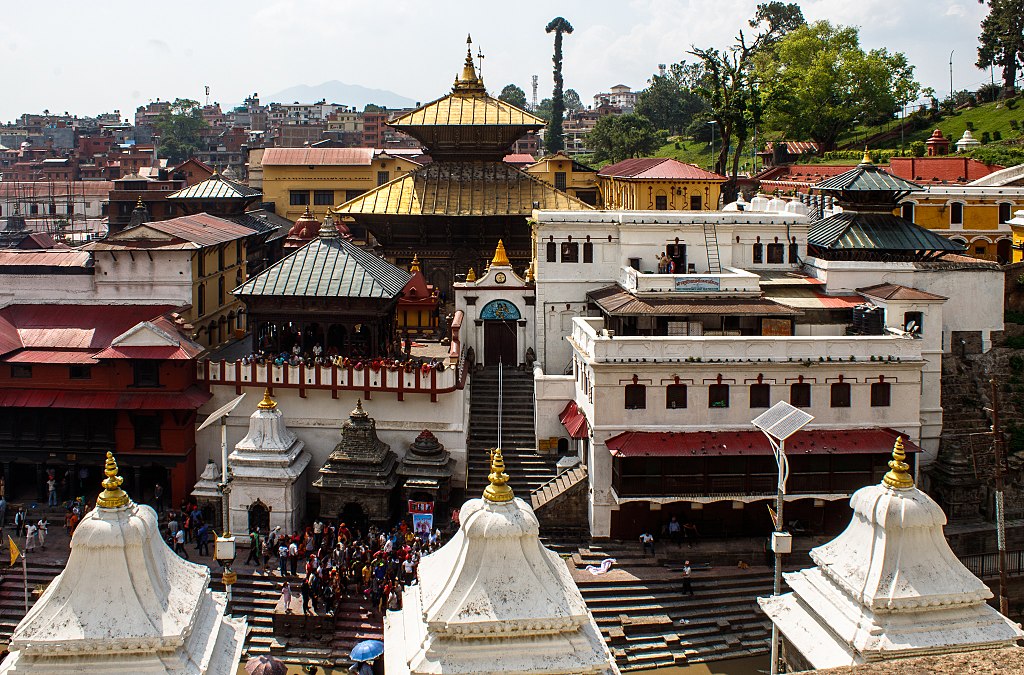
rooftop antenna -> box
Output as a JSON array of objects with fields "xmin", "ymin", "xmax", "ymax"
[
  {"xmin": 476, "ymin": 45, "xmax": 485, "ymax": 79},
  {"xmin": 531, "ymin": 75, "xmax": 539, "ymax": 111}
]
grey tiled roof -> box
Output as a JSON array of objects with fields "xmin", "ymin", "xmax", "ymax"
[
  {"xmin": 814, "ymin": 164, "xmax": 922, "ymax": 193},
  {"xmin": 808, "ymin": 212, "xmax": 964, "ymax": 252},
  {"xmin": 166, "ymin": 174, "xmax": 262, "ymax": 200},
  {"xmin": 233, "ymin": 237, "xmax": 411, "ymax": 299}
]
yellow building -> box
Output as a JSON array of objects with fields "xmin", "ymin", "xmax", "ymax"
[
  {"xmin": 897, "ymin": 187, "xmax": 1023, "ymax": 263},
  {"xmin": 596, "ymin": 157, "xmax": 726, "ymax": 211},
  {"xmin": 524, "ymin": 151, "xmax": 599, "ymax": 205},
  {"xmin": 261, "ymin": 147, "xmax": 420, "ymax": 222},
  {"xmin": 87, "ymin": 213, "xmax": 254, "ymax": 348}
]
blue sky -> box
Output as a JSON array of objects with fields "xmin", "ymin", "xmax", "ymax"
[{"xmin": 1, "ymin": 0, "xmax": 995, "ymax": 122}]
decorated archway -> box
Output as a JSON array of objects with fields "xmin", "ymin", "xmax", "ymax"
[{"xmin": 480, "ymin": 299, "xmax": 520, "ymax": 367}]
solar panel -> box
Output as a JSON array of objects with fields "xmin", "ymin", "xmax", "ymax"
[{"xmin": 752, "ymin": 401, "xmax": 814, "ymax": 441}]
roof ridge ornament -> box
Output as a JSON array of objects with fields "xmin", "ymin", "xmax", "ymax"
[
  {"xmin": 319, "ymin": 211, "xmax": 339, "ymax": 239},
  {"xmin": 453, "ymin": 33, "xmax": 485, "ymax": 94},
  {"xmin": 410, "ymin": 253, "xmax": 421, "ymax": 273},
  {"xmin": 257, "ymin": 388, "xmax": 278, "ymax": 410},
  {"xmin": 859, "ymin": 147, "xmax": 874, "ymax": 166},
  {"xmin": 882, "ymin": 436, "xmax": 914, "ymax": 489},
  {"xmin": 466, "ymin": 267, "xmax": 477, "ymax": 282},
  {"xmin": 97, "ymin": 451, "xmax": 130, "ymax": 508},
  {"xmin": 491, "ymin": 239, "xmax": 510, "ymax": 267},
  {"xmin": 351, "ymin": 398, "xmax": 368, "ymax": 419},
  {"xmin": 482, "ymin": 447, "xmax": 514, "ymax": 502}
]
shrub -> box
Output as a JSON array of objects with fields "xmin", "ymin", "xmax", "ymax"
[
  {"xmin": 966, "ymin": 121, "xmax": 976, "ymax": 131},
  {"xmin": 1011, "ymin": 119, "xmax": 1020, "ymax": 131},
  {"xmin": 910, "ymin": 141, "xmax": 926, "ymax": 157},
  {"xmin": 994, "ymin": 130, "xmax": 1003, "ymax": 141},
  {"xmin": 982, "ymin": 131, "xmax": 991, "ymax": 144}
]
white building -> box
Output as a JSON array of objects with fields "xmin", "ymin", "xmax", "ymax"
[
  {"xmin": 0, "ymin": 453, "xmax": 245, "ymax": 675},
  {"xmin": 593, "ymin": 85, "xmax": 637, "ymax": 112},
  {"xmin": 759, "ymin": 439, "xmax": 1023, "ymax": 670},
  {"xmin": 384, "ymin": 450, "xmax": 619, "ymax": 675}
]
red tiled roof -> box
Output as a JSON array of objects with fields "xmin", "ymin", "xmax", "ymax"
[
  {"xmin": 503, "ymin": 153, "xmax": 537, "ymax": 165},
  {"xmin": 598, "ymin": 157, "xmax": 725, "ymax": 181},
  {"xmin": 97, "ymin": 213, "xmax": 254, "ymax": 248},
  {"xmin": 857, "ymin": 283, "xmax": 947, "ymax": 301},
  {"xmin": 262, "ymin": 147, "xmax": 374, "ymax": 166},
  {"xmin": 606, "ymin": 428, "xmax": 920, "ymax": 458},
  {"xmin": 559, "ymin": 400, "xmax": 589, "ymax": 439},
  {"xmin": 888, "ymin": 157, "xmax": 1001, "ymax": 185},
  {"xmin": 0, "ymin": 250, "xmax": 92, "ymax": 269},
  {"xmin": 1, "ymin": 350, "xmax": 97, "ymax": 364},
  {"xmin": 0, "ymin": 385, "xmax": 211, "ymax": 410}
]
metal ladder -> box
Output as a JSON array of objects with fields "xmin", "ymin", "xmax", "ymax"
[{"xmin": 703, "ymin": 222, "xmax": 722, "ymax": 273}]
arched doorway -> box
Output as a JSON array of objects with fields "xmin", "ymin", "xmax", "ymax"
[
  {"xmin": 248, "ymin": 499, "xmax": 270, "ymax": 534},
  {"xmin": 480, "ymin": 299, "xmax": 520, "ymax": 367},
  {"xmin": 340, "ymin": 501, "xmax": 368, "ymax": 537}
]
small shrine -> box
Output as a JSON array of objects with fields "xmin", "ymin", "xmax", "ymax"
[
  {"xmin": 397, "ymin": 255, "xmax": 440, "ymax": 337},
  {"xmin": 228, "ymin": 390, "xmax": 311, "ymax": 536},
  {"xmin": 0, "ymin": 453, "xmax": 245, "ymax": 675},
  {"xmin": 956, "ymin": 129, "xmax": 982, "ymax": 152},
  {"xmin": 397, "ymin": 429, "xmax": 454, "ymax": 504},
  {"xmin": 191, "ymin": 459, "xmax": 224, "ymax": 526},
  {"xmin": 759, "ymin": 438, "xmax": 1024, "ymax": 671},
  {"xmin": 314, "ymin": 399, "xmax": 399, "ymax": 527},
  {"xmin": 384, "ymin": 449, "xmax": 619, "ymax": 675},
  {"xmin": 925, "ymin": 128, "xmax": 950, "ymax": 156}
]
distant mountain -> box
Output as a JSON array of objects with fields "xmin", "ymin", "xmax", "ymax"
[{"xmin": 265, "ymin": 81, "xmax": 417, "ymax": 110}]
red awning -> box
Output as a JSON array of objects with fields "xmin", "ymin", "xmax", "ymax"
[
  {"xmin": 559, "ymin": 400, "xmax": 590, "ymax": 439},
  {"xmin": 93, "ymin": 345, "xmax": 195, "ymax": 360},
  {"xmin": 0, "ymin": 385, "xmax": 211, "ymax": 410},
  {"xmin": 606, "ymin": 428, "xmax": 920, "ymax": 458}
]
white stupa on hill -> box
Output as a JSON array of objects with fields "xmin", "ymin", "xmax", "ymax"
[
  {"xmin": 759, "ymin": 437, "xmax": 1024, "ymax": 670},
  {"xmin": 385, "ymin": 448, "xmax": 619, "ymax": 675},
  {"xmin": 0, "ymin": 452, "xmax": 246, "ymax": 675}
]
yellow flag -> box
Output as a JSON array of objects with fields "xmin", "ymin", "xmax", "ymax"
[{"xmin": 8, "ymin": 535, "xmax": 20, "ymax": 567}]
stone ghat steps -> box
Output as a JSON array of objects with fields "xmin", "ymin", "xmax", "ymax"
[{"xmin": 0, "ymin": 561, "xmax": 65, "ymax": 641}]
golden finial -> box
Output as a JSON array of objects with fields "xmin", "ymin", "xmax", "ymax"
[
  {"xmin": 525, "ymin": 262, "xmax": 535, "ymax": 283},
  {"xmin": 491, "ymin": 239, "xmax": 510, "ymax": 267},
  {"xmin": 257, "ymin": 388, "xmax": 277, "ymax": 410},
  {"xmin": 466, "ymin": 267, "xmax": 477, "ymax": 282},
  {"xmin": 860, "ymin": 147, "xmax": 874, "ymax": 165},
  {"xmin": 882, "ymin": 436, "xmax": 914, "ymax": 489},
  {"xmin": 135, "ymin": 196, "xmax": 145, "ymax": 209},
  {"xmin": 97, "ymin": 451, "xmax": 130, "ymax": 508},
  {"xmin": 453, "ymin": 33, "xmax": 484, "ymax": 93},
  {"xmin": 482, "ymin": 447, "xmax": 514, "ymax": 503},
  {"xmin": 410, "ymin": 254, "xmax": 421, "ymax": 273}
]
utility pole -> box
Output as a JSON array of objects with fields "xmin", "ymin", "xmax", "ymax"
[
  {"xmin": 988, "ymin": 378, "xmax": 1009, "ymax": 615},
  {"xmin": 949, "ymin": 50, "xmax": 955, "ymax": 100},
  {"xmin": 531, "ymin": 75, "xmax": 539, "ymax": 112}
]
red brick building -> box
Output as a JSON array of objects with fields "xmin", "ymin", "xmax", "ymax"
[{"xmin": 0, "ymin": 305, "xmax": 208, "ymax": 508}]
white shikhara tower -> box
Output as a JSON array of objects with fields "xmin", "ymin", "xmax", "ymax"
[
  {"xmin": 385, "ymin": 448, "xmax": 620, "ymax": 675},
  {"xmin": 0, "ymin": 452, "xmax": 246, "ymax": 675},
  {"xmin": 228, "ymin": 390, "xmax": 310, "ymax": 536},
  {"xmin": 759, "ymin": 438, "xmax": 1024, "ymax": 670}
]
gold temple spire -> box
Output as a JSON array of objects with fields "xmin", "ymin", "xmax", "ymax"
[
  {"xmin": 258, "ymin": 388, "xmax": 278, "ymax": 410},
  {"xmin": 491, "ymin": 239, "xmax": 510, "ymax": 267},
  {"xmin": 97, "ymin": 451, "xmax": 130, "ymax": 508},
  {"xmin": 453, "ymin": 33, "xmax": 485, "ymax": 93},
  {"xmin": 135, "ymin": 196, "xmax": 145, "ymax": 209},
  {"xmin": 482, "ymin": 447, "xmax": 514, "ymax": 503},
  {"xmin": 860, "ymin": 147, "xmax": 874, "ymax": 165},
  {"xmin": 465, "ymin": 267, "xmax": 477, "ymax": 282},
  {"xmin": 882, "ymin": 436, "xmax": 914, "ymax": 489},
  {"xmin": 410, "ymin": 254, "xmax": 421, "ymax": 273}
]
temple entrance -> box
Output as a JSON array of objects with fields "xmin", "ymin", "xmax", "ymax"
[
  {"xmin": 248, "ymin": 500, "xmax": 271, "ymax": 534},
  {"xmin": 480, "ymin": 299, "xmax": 521, "ymax": 367},
  {"xmin": 340, "ymin": 501, "xmax": 368, "ymax": 536}
]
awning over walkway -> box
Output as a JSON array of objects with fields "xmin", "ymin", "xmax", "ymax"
[
  {"xmin": 559, "ymin": 400, "xmax": 589, "ymax": 439},
  {"xmin": 606, "ymin": 428, "xmax": 919, "ymax": 458},
  {"xmin": 0, "ymin": 386, "xmax": 211, "ymax": 410},
  {"xmin": 587, "ymin": 285, "xmax": 801, "ymax": 317}
]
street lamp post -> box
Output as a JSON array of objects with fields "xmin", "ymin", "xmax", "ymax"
[
  {"xmin": 753, "ymin": 401, "xmax": 814, "ymax": 675},
  {"xmin": 197, "ymin": 392, "xmax": 247, "ymax": 610}
]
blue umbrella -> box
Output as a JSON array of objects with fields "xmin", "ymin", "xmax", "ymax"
[{"xmin": 351, "ymin": 639, "xmax": 384, "ymax": 662}]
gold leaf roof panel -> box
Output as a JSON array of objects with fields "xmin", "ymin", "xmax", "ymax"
[
  {"xmin": 389, "ymin": 93, "xmax": 545, "ymax": 128},
  {"xmin": 334, "ymin": 161, "xmax": 594, "ymax": 217}
]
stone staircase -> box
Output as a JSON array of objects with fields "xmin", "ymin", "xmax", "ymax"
[
  {"xmin": 466, "ymin": 367, "xmax": 558, "ymax": 496},
  {"xmin": 532, "ymin": 466, "xmax": 590, "ymax": 542},
  {"xmin": 0, "ymin": 560, "xmax": 64, "ymax": 641},
  {"xmin": 211, "ymin": 571, "xmax": 382, "ymax": 668},
  {"xmin": 569, "ymin": 542, "xmax": 783, "ymax": 671}
]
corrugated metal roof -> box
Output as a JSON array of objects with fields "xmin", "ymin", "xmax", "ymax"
[
  {"xmin": 857, "ymin": 283, "xmax": 947, "ymax": 301},
  {"xmin": 334, "ymin": 161, "xmax": 593, "ymax": 216},
  {"xmin": 0, "ymin": 304, "xmax": 176, "ymax": 356},
  {"xmin": 2, "ymin": 349, "xmax": 98, "ymax": 364},
  {"xmin": 390, "ymin": 92, "xmax": 544, "ymax": 128},
  {"xmin": 808, "ymin": 212, "xmax": 965, "ymax": 252},
  {"xmin": 0, "ymin": 386, "xmax": 210, "ymax": 410},
  {"xmin": 234, "ymin": 236, "xmax": 411, "ymax": 299},
  {"xmin": 598, "ymin": 157, "xmax": 725, "ymax": 181},
  {"xmin": 607, "ymin": 428, "xmax": 920, "ymax": 458},
  {"xmin": 166, "ymin": 173, "xmax": 262, "ymax": 200},
  {"xmin": 814, "ymin": 163, "xmax": 922, "ymax": 193},
  {"xmin": 587, "ymin": 285, "xmax": 801, "ymax": 317},
  {"xmin": 0, "ymin": 250, "xmax": 92, "ymax": 270},
  {"xmin": 104, "ymin": 214, "xmax": 255, "ymax": 247},
  {"xmin": 261, "ymin": 147, "xmax": 374, "ymax": 166}
]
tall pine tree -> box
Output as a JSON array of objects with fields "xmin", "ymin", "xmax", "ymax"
[{"xmin": 545, "ymin": 17, "xmax": 574, "ymax": 153}]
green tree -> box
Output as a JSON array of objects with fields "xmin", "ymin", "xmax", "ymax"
[
  {"xmin": 636, "ymin": 66, "xmax": 707, "ymax": 135},
  {"xmin": 154, "ymin": 98, "xmax": 208, "ymax": 164},
  {"xmin": 587, "ymin": 113, "xmax": 665, "ymax": 163},
  {"xmin": 545, "ymin": 17, "xmax": 574, "ymax": 153},
  {"xmin": 535, "ymin": 98, "xmax": 554, "ymax": 122},
  {"xmin": 564, "ymin": 88, "xmax": 583, "ymax": 113},
  {"xmin": 749, "ymin": 1, "xmax": 806, "ymax": 48},
  {"xmin": 498, "ymin": 84, "xmax": 528, "ymax": 109},
  {"xmin": 363, "ymin": 103, "xmax": 385, "ymax": 112},
  {"xmin": 756, "ymin": 21, "xmax": 919, "ymax": 151},
  {"xmin": 977, "ymin": 0, "xmax": 1024, "ymax": 97}
]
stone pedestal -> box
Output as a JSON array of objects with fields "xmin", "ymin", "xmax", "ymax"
[
  {"xmin": 314, "ymin": 399, "xmax": 399, "ymax": 526},
  {"xmin": 227, "ymin": 392, "xmax": 310, "ymax": 538}
]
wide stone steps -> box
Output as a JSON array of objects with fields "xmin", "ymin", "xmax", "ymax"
[{"xmin": 532, "ymin": 466, "xmax": 588, "ymax": 510}]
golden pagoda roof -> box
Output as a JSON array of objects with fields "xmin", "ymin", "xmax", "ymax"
[{"xmin": 334, "ymin": 161, "xmax": 594, "ymax": 217}]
